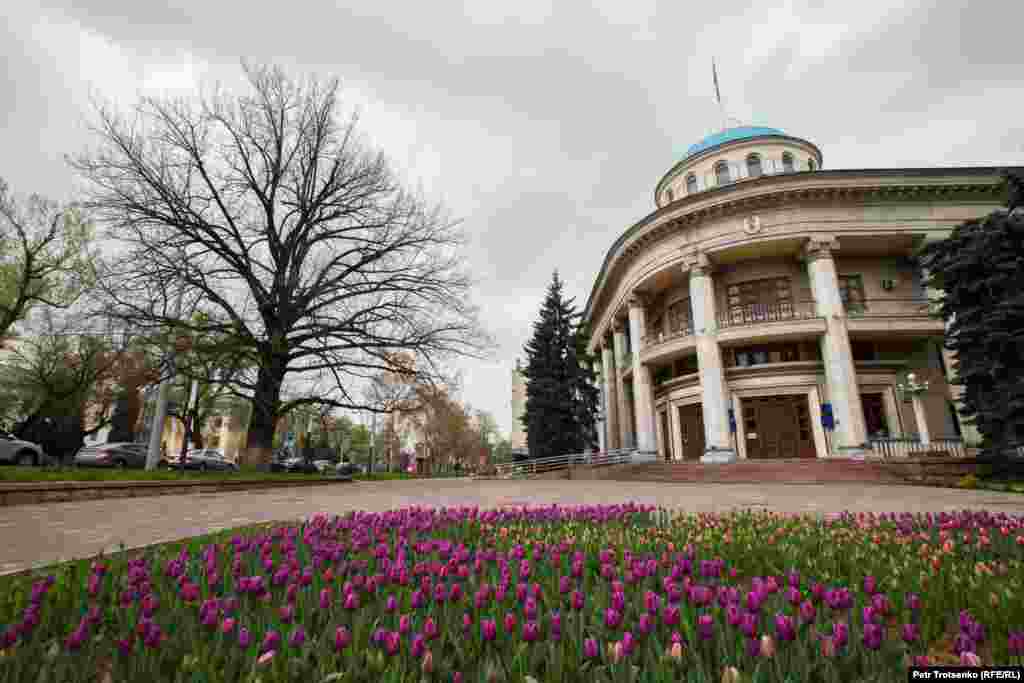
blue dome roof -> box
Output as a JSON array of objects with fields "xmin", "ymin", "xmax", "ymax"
[{"xmin": 685, "ymin": 126, "xmax": 786, "ymax": 159}]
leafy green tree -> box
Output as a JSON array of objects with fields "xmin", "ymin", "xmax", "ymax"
[
  {"xmin": 520, "ymin": 271, "xmax": 600, "ymax": 461},
  {"xmin": 919, "ymin": 172, "xmax": 1024, "ymax": 457},
  {"xmin": 0, "ymin": 178, "xmax": 96, "ymax": 340}
]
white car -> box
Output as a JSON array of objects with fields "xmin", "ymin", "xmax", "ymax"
[{"xmin": 0, "ymin": 431, "xmax": 47, "ymax": 466}]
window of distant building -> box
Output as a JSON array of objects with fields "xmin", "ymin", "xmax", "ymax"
[
  {"xmin": 666, "ymin": 297, "xmax": 693, "ymax": 334},
  {"xmin": 807, "ymin": 158, "xmax": 816, "ymax": 171},
  {"xmin": 714, "ymin": 160, "xmax": 731, "ymax": 186},
  {"xmin": 746, "ymin": 153, "xmax": 762, "ymax": 178},
  {"xmin": 782, "ymin": 152, "xmax": 795, "ymax": 173},
  {"xmin": 838, "ymin": 274, "xmax": 866, "ymax": 313},
  {"xmin": 665, "ymin": 188, "xmax": 674, "ymax": 204},
  {"xmin": 685, "ymin": 174, "xmax": 698, "ymax": 194}
]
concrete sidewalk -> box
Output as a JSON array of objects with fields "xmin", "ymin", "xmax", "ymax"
[{"xmin": 2, "ymin": 479, "xmax": 1023, "ymax": 575}]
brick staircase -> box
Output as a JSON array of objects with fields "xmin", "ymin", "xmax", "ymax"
[{"xmin": 569, "ymin": 458, "xmax": 980, "ymax": 486}]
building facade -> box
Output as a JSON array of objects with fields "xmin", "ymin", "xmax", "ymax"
[{"xmin": 583, "ymin": 126, "xmax": 1011, "ymax": 462}]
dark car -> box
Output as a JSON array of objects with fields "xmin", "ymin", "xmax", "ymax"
[
  {"xmin": 161, "ymin": 448, "xmax": 239, "ymax": 472},
  {"xmin": 270, "ymin": 453, "xmax": 318, "ymax": 474},
  {"xmin": 73, "ymin": 443, "xmax": 149, "ymax": 469}
]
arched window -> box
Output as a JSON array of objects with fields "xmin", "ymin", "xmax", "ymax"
[
  {"xmin": 807, "ymin": 158, "xmax": 816, "ymax": 171},
  {"xmin": 746, "ymin": 153, "xmax": 762, "ymax": 178},
  {"xmin": 685, "ymin": 174, "xmax": 697, "ymax": 194},
  {"xmin": 665, "ymin": 188, "xmax": 674, "ymax": 204},
  {"xmin": 714, "ymin": 160, "xmax": 730, "ymax": 186},
  {"xmin": 782, "ymin": 152, "xmax": 795, "ymax": 173}
]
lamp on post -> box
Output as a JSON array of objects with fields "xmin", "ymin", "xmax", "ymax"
[{"xmin": 896, "ymin": 372, "xmax": 931, "ymax": 446}]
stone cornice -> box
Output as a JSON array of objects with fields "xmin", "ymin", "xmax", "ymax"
[{"xmin": 584, "ymin": 166, "xmax": 1016, "ymax": 341}]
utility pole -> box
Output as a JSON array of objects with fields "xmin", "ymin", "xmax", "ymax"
[{"xmin": 145, "ymin": 288, "xmax": 185, "ymax": 471}]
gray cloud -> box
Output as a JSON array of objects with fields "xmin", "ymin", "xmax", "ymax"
[{"xmin": 4, "ymin": 0, "xmax": 1022, "ymax": 436}]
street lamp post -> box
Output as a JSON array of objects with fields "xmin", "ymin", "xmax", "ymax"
[{"xmin": 897, "ymin": 372, "xmax": 931, "ymax": 446}]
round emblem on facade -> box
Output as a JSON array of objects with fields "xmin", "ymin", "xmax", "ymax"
[{"xmin": 743, "ymin": 215, "xmax": 762, "ymax": 234}]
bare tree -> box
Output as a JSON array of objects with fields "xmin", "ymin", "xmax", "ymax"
[{"xmin": 71, "ymin": 63, "xmax": 491, "ymax": 465}]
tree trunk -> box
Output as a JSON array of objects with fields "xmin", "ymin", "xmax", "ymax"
[{"xmin": 243, "ymin": 360, "xmax": 285, "ymax": 468}]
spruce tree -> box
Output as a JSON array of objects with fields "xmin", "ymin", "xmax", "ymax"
[
  {"xmin": 520, "ymin": 271, "xmax": 601, "ymax": 461},
  {"xmin": 918, "ymin": 172, "xmax": 1024, "ymax": 460}
]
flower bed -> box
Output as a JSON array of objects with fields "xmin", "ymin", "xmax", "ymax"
[{"xmin": 1, "ymin": 505, "xmax": 1023, "ymax": 682}]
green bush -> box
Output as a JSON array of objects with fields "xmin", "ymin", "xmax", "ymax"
[{"xmin": 956, "ymin": 474, "xmax": 979, "ymax": 489}]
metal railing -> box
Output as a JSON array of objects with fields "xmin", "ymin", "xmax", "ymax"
[
  {"xmin": 493, "ymin": 448, "xmax": 635, "ymax": 478},
  {"xmin": 845, "ymin": 298, "xmax": 934, "ymax": 318},
  {"xmin": 868, "ymin": 436, "xmax": 966, "ymax": 458},
  {"xmin": 717, "ymin": 300, "xmax": 817, "ymax": 329},
  {"xmin": 642, "ymin": 324, "xmax": 695, "ymax": 349}
]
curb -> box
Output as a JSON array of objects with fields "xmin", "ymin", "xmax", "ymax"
[{"xmin": 0, "ymin": 476, "xmax": 355, "ymax": 508}]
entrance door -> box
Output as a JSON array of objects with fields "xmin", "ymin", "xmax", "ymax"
[
  {"xmin": 861, "ymin": 394, "xmax": 888, "ymax": 438},
  {"xmin": 743, "ymin": 396, "xmax": 814, "ymax": 459},
  {"xmin": 677, "ymin": 404, "xmax": 705, "ymax": 460},
  {"xmin": 659, "ymin": 411, "xmax": 673, "ymax": 461}
]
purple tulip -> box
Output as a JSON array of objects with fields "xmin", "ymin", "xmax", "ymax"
[
  {"xmin": 115, "ymin": 635, "xmax": 133, "ymax": 656},
  {"xmin": 334, "ymin": 626, "xmax": 351, "ymax": 652},
  {"xmin": 522, "ymin": 620, "xmax": 539, "ymax": 642},
  {"xmin": 462, "ymin": 612, "xmax": 473, "ymax": 634},
  {"xmin": 279, "ymin": 604, "xmax": 295, "ymax": 623},
  {"xmin": 261, "ymin": 629, "xmax": 281, "ymax": 653},
  {"xmin": 862, "ymin": 623, "xmax": 883, "ymax": 650},
  {"xmin": 726, "ymin": 604, "xmax": 742, "ymax": 627},
  {"xmin": 799, "ymin": 600, "xmax": 816, "ymax": 624},
  {"xmin": 774, "ymin": 614, "xmax": 796, "ymax": 642},
  {"xmin": 550, "ymin": 612, "xmax": 562, "ymax": 640},
  {"xmin": 663, "ymin": 605, "xmax": 680, "ymax": 627},
  {"xmin": 746, "ymin": 590, "xmax": 765, "ymax": 612},
  {"xmin": 411, "ymin": 633, "xmax": 425, "ymax": 658},
  {"xmin": 399, "ymin": 614, "xmax": 412, "ymax": 634},
  {"xmin": 902, "ymin": 623, "xmax": 920, "ymax": 644},
  {"xmin": 906, "ymin": 592, "xmax": 922, "ymax": 612},
  {"xmin": 697, "ymin": 614, "xmax": 714, "ymax": 641},
  {"xmin": 570, "ymin": 590, "xmax": 584, "ymax": 611},
  {"xmin": 863, "ymin": 575, "xmax": 877, "ymax": 595},
  {"xmin": 559, "ymin": 576, "xmax": 571, "ymax": 594},
  {"xmin": 638, "ymin": 614, "xmax": 654, "ymax": 636},
  {"xmin": 740, "ymin": 612, "xmax": 758, "ymax": 638},
  {"xmin": 787, "ymin": 570, "xmax": 800, "ymax": 588},
  {"xmin": 862, "ymin": 606, "xmax": 877, "ymax": 625},
  {"xmin": 238, "ymin": 627, "xmax": 252, "ymax": 649},
  {"xmin": 604, "ymin": 608, "xmax": 622, "ymax": 630},
  {"xmin": 424, "ymin": 617, "xmax": 439, "ymax": 641},
  {"xmin": 343, "ymin": 592, "xmax": 360, "ymax": 610},
  {"xmin": 143, "ymin": 623, "xmax": 162, "ymax": 649},
  {"xmin": 583, "ymin": 637, "xmax": 599, "ymax": 659},
  {"xmin": 319, "ymin": 589, "xmax": 332, "ymax": 610},
  {"xmin": 610, "ymin": 591, "xmax": 625, "ymax": 612},
  {"xmin": 288, "ymin": 626, "xmax": 306, "ymax": 648},
  {"xmin": 1008, "ymin": 631, "xmax": 1024, "ymax": 656},
  {"xmin": 65, "ymin": 623, "xmax": 88, "ymax": 651},
  {"xmin": 954, "ymin": 634, "xmax": 976, "ymax": 656},
  {"xmin": 745, "ymin": 637, "xmax": 760, "ymax": 658},
  {"xmin": 384, "ymin": 631, "xmax": 401, "ymax": 656},
  {"xmin": 481, "ymin": 619, "xmax": 497, "ymax": 642},
  {"xmin": 832, "ymin": 622, "xmax": 848, "ymax": 649},
  {"xmin": 785, "ymin": 587, "xmax": 801, "ymax": 606}
]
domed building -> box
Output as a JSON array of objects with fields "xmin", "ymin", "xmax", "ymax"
[{"xmin": 583, "ymin": 125, "xmax": 1012, "ymax": 463}]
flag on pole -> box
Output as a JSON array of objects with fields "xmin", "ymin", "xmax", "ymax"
[{"xmin": 712, "ymin": 58, "xmax": 722, "ymax": 105}]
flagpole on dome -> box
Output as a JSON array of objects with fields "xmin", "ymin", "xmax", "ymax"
[{"xmin": 712, "ymin": 58, "xmax": 726, "ymax": 132}]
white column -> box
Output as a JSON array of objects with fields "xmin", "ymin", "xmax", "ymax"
[
  {"xmin": 592, "ymin": 358, "xmax": 606, "ymax": 452},
  {"xmin": 600, "ymin": 342, "xmax": 619, "ymax": 450},
  {"xmin": 628, "ymin": 295, "xmax": 657, "ymax": 460},
  {"xmin": 911, "ymin": 394, "xmax": 932, "ymax": 445},
  {"xmin": 686, "ymin": 252, "xmax": 736, "ymax": 463},
  {"xmin": 804, "ymin": 237, "xmax": 869, "ymax": 457},
  {"xmin": 612, "ymin": 320, "xmax": 633, "ymax": 449}
]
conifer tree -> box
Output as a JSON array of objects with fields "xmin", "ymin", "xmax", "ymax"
[
  {"xmin": 520, "ymin": 271, "xmax": 600, "ymax": 460},
  {"xmin": 918, "ymin": 172, "xmax": 1024, "ymax": 459}
]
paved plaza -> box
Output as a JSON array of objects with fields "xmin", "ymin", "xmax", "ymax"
[{"xmin": 2, "ymin": 479, "xmax": 1024, "ymax": 575}]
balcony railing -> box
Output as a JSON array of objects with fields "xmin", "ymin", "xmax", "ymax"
[
  {"xmin": 717, "ymin": 301, "xmax": 817, "ymax": 329},
  {"xmin": 845, "ymin": 298, "xmax": 935, "ymax": 317},
  {"xmin": 642, "ymin": 323, "xmax": 695, "ymax": 349},
  {"xmin": 868, "ymin": 436, "xmax": 966, "ymax": 458}
]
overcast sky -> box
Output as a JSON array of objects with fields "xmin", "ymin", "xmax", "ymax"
[{"xmin": 3, "ymin": 0, "xmax": 1022, "ymax": 438}]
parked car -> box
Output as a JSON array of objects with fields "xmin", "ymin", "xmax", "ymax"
[
  {"xmin": 312, "ymin": 459, "xmax": 336, "ymax": 474},
  {"xmin": 73, "ymin": 443, "xmax": 148, "ymax": 469},
  {"xmin": 161, "ymin": 448, "xmax": 239, "ymax": 472},
  {"xmin": 275, "ymin": 456, "xmax": 318, "ymax": 474},
  {"xmin": 0, "ymin": 431, "xmax": 47, "ymax": 466},
  {"xmin": 334, "ymin": 461, "xmax": 360, "ymax": 476}
]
